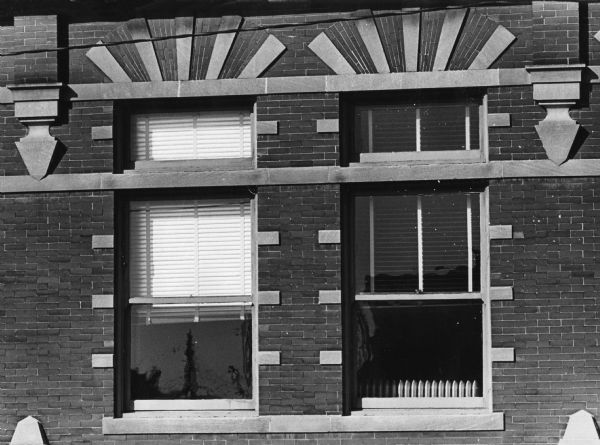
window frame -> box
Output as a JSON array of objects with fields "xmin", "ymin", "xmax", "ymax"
[
  {"xmin": 115, "ymin": 189, "xmax": 259, "ymax": 416},
  {"xmin": 342, "ymin": 183, "xmax": 491, "ymax": 414},
  {"xmin": 114, "ymin": 98, "xmax": 257, "ymax": 173},
  {"xmin": 341, "ymin": 91, "xmax": 489, "ymax": 166}
]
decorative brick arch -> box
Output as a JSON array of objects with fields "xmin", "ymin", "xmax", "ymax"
[
  {"xmin": 308, "ymin": 8, "xmax": 516, "ymax": 74},
  {"xmin": 86, "ymin": 16, "xmax": 286, "ymax": 82}
]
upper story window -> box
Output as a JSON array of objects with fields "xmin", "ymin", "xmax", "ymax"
[
  {"xmin": 346, "ymin": 91, "xmax": 485, "ymax": 164},
  {"xmin": 123, "ymin": 196, "xmax": 255, "ymax": 412},
  {"xmin": 119, "ymin": 100, "xmax": 255, "ymax": 172},
  {"xmin": 347, "ymin": 185, "xmax": 489, "ymax": 411}
]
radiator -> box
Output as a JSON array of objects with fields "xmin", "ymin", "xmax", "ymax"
[{"xmin": 360, "ymin": 379, "xmax": 479, "ymax": 398}]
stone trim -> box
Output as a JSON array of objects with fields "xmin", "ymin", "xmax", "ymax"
[
  {"xmin": 402, "ymin": 10, "xmax": 420, "ymax": 72},
  {"xmin": 86, "ymin": 42, "xmax": 132, "ymax": 83},
  {"xmin": 489, "ymin": 225, "xmax": 512, "ymax": 240},
  {"xmin": 490, "ymin": 286, "xmax": 513, "ymax": 301},
  {"xmin": 59, "ymin": 69, "xmax": 529, "ymax": 103},
  {"xmin": 129, "ymin": 19, "xmax": 162, "ymax": 81},
  {"xmin": 239, "ymin": 35, "xmax": 286, "ymax": 79},
  {"xmin": 432, "ymin": 9, "xmax": 467, "ymax": 71},
  {"xmin": 256, "ymin": 121, "xmax": 278, "ymax": 135},
  {"xmin": 92, "ymin": 235, "xmax": 114, "ymax": 249},
  {"xmin": 319, "ymin": 351, "xmax": 342, "ymax": 365},
  {"xmin": 92, "ymin": 294, "xmax": 114, "ymax": 309},
  {"xmin": 318, "ymin": 290, "xmax": 341, "ymax": 304},
  {"xmin": 491, "ymin": 347, "xmax": 515, "ymax": 362},
  {"xmin": 258, "ymin": 291, "xmax": 280, "ymax": 305},
  {"xmin": 308, "ymin": 33, "xmax": 356, "ymax": 75},
  {"xmin": 257, "ymin": 351, "xmax": 280, "ymax": 365},
  {"xmin": 92, "ymin": 353, "xmax": 113, "ymax": 368},
  {"xmin": 355, "ymin": 14, "xmax": 389, "ymax": 73},
  {"xmin": 318, "ymin": 230, "xmax": 340, "ymax": 244},
  {"xmin": 487, "ymin": 113, "xmax": 511, "ymax": 127},
  {"xmin": 91, "ymin": 126, "xmax": 113, "ymax": 140},
  {"xmin": 257, "ymin": 231, "xmax": 280, "ymax": 246},
  {"xmin": 102, "ymin": 412, "xmax": 504, "ymax": 434},
  {"xmin": 205, "ymin": 16, "xmax": 243, "ymax": 80},
  {"xmin": 469, "ymin": 26, "xmax": 516, "ymax": 70},
  {"xmin": 316, "ymin": 119, "xmax": 339, "ymax": 133},
  {"xmin": 2, "ymin": 159, "xmax": 600, "ymax": 193}
]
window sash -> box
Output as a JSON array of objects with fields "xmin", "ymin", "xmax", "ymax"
[
  {"xmin": 129, "ymin": 199, "xmax": 252, "ymax": 299},
  {"xmin": 131, "ymin": 111, "xmax": 252, "ymax": 161},
  {"xmin": 356, "ymin": 192, "xmax": 480, "ymax": 295}
]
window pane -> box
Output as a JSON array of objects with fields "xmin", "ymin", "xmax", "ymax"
[
  {"xmin": 354, "ymin": 106, "xmax": 416, "ymax": 155},
  {"xmin": 354, "ymin": 191, "xmax": 480, "ymax": 294},
  {"xmin": 353, "ymin": 300, "xmax": 482, "ymax": 399},
  {"xmin": 422, "ymin": 193, "xmax": 480, "ymax": 292},
  {"xmin": 420, "ymin": 103, "xmax": 467, "ymax": 151},
  {"xmin": 130, "ymin": 305, "xmax": 252, "ymax": 400},
  {"xmin": 354, "ymin": 195, "xmax": 418, "ymax": 293}
]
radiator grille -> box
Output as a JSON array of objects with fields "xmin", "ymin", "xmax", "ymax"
[{"xmin": 360, "ymin": 379, "xmax": 480, "ymax": 398}]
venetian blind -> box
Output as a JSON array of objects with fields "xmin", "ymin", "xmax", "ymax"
[
  {"xmin": 131, "ymin": 111, "xmax": 252, "ymax": 161},
  {"xmin": 129, "ymin": 200, "xmax": 252, "ymax": 298}
]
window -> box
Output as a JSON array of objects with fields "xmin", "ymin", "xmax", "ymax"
[
  {"xmin": 120, "ymin": 100, "xmax": 255, "ymax": 171},
  {"xmin": 347, "ymin": 92, "xmax": 485, "ymax": 164},
  {"xmin": 347, "ymin": 185, "xmax": 489, "ymax": 410},
  {"xmin": 124, "ymin": 197, "xmax": 255, "ymax": 412}
]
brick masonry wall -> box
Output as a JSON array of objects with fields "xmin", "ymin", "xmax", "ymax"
[
  {"xmin": 257, "ymin": 94, "xmax": 339, "ymax": 168},
  {"xmin": 258, "ymin": 184, "xmax": 341, "ymax": 415},
  {"xmin": 532, "ymin": 1, "xmax": 580, "ymax": 64},
  {"xmin": 13, "ymin": 15, "xmax": 58, "ymax": 84},
  {"xmin": 0, "ymin": 192, "xmax": 114, "ymax": 445}
]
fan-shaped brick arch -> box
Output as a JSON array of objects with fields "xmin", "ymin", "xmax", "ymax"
[
  {"xmin": 309, "ymin": 8, "xmax": 516, "ymax": 75},
  {"xmin": 86, "ymin": 16, "xmax": 286, "ymax": 82}
]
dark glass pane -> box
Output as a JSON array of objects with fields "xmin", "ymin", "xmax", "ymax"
[
  {"xmin": 130, "ymin": 305, "xmax": 252, "ymax": 400},
  {"xmin": 421, "ymin": 193, "xmax": 480, "ymax": 292},
  {"xmin": 353, "ymin": 300, "xmax": 482, "ymax": 400},
  {"xmin": 354, "ymin": 195, "xmax": 418, "ymax": 293},
  {"xmin": 469, "ymin": 103, "xmax": 480, "ymax": 151},
  {"xmin": 354, "ymin": 106, "xmax": 416, "ymax": 154},
  {"xmin": 420, "ymin": 104, "xmax": 467, "ymax": 151}
]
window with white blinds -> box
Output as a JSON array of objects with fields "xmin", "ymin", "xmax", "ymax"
[
  {"xmin": 129, "ymin": 199, "xmax": 252, "ymax": 299},
  {"xmin": 131, "ymin": 111, "xmax": 252, "ymax": 161}
]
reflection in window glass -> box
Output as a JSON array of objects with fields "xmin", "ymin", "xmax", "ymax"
[
  {"xmin": 130, "ymin": 305, "xmax": 252, "ymax": 400},
  {"xmin": 352, "ymin": 97, "xmax": 480, "ymax": 158},
  {"xmin": 353, "ymin": 300, "xmax": 482, "ymax": 399},
  {"xmin": 354, "ymin": 191, "xmax": 480, "ymax": 294}
]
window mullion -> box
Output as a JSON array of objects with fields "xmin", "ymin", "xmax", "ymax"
[
  {"xmin": 415, "ymin": 107, "xmax": 421, "ymax": 152},
  {"xmin": 369, "ymin": 196, "xmax": 375, "ymax": 293},
  {"xmin": 467, "ymin": 194, "xmax": 473, "ymax": 293},
  {"xmin": 465, "ymin": 104, "xmax": 471, "ymax": 151},
  {"xmin": 417, "ymin": 196, "xmax": 423, "ymax": 291}
]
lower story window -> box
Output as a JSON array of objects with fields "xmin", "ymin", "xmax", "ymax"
[
  {"xmin": 348, "ymin": 186, "xmax": 488, "ymax": 410},
  {"xmin": 125, "ymin": 197, "xmax": 254, "ymax": 411}
]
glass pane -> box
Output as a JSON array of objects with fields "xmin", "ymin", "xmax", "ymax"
[
  {"xmin": 354, "ymin": 195, "xmax": 419, "ymax": 293},
  {"xmin": 353, "ymin": 300, "xmax": 482, "ymax": 400},
  {"xmin": 130, "ymin": 305, "xmax": 252, "ymax": 400},
  {"xmin": 422, "ymin": 193, "xmax": 480, "ymax": 292},
  {"xmin": 420, "ymin": 103, "xmax": 467, "ymax": 151},
  {"xmin": 354, "ymin": 106, "xmax": 416, "ymax": 155}
]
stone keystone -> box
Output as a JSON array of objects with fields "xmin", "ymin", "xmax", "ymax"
[
  {"xmin": 10, "ymin": 416, "xmax": 49, "ymax": 445},
  {"xmin": 8, "ymin": 83, "xmax": 62, "ymax": 180},
  {"xmin": 527, "ymin": 65, "xmax": 584, "ymax": 165},
  {"xmin": 558, "ymin": 410, "xmax": 600, "ymax": 445}
]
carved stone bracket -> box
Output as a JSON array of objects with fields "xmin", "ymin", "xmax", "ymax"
[
  {"xmin": 527, "ymin": 65, "xmax": 584, "ymax": 165},
  {"xmin": 7, "ymin": 83, "xmax": 62, "ymax": 180}
]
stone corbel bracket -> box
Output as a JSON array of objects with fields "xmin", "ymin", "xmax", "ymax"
[
  {"xmin": 7, "ymin": 83, "xmax": 62, "ymax": 180},
  {"xmin": 527, "ymin": 65, "xmax": 584, "ymax": 165}
]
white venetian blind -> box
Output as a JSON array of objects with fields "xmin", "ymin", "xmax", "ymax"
[
  {"xmin": 129, "ymin": 199, "xmax": 252, "ymax": 298},
  {"xmin": 131, "ymin": 111, "xmax": 252, "ymax": 161}
]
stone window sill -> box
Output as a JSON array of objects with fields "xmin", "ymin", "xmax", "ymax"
[{"xmin": 103, "ymin": 412, "xmax": 504, "ymax": 434}]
